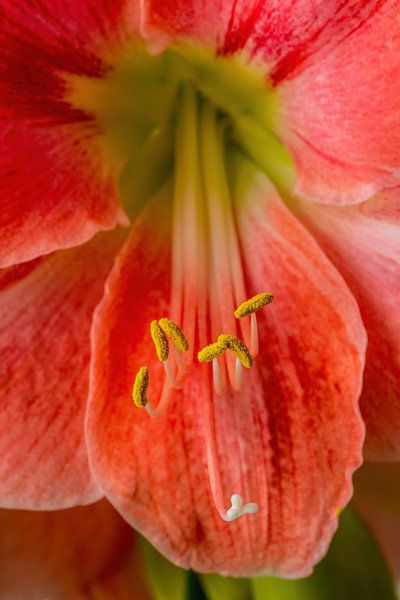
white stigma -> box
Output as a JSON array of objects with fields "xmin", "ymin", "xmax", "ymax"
[{"xmin": 222, "ymin": 493, "xmax": 259, "ymax": 522}]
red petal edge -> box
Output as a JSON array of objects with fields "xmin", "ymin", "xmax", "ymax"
[
  {"xmin": 0, "ymin": 228, "xmax": 126, "ymax": 509},
  {"xmin": 293, "ymin": 189, "xmax": 400, "ymax": 460}
]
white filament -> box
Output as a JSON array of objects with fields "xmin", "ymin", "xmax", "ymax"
[
  {"xmin": 234, "ymin": 358, "xmax": 243, "ymax": 390},
  {"xmin": 250, "ymin": 312, "xmax": 259, "ymax": 357},
  {"xmin": 212, "ymin": 357, "xmax": 225, "ymax": 395},
  {"xmin": 163, "ymin": 358, "xmax": 180, "ymax": 389}
]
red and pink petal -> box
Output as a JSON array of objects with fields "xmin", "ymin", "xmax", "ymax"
[
  {"xmin": 87, "ymin": 181, "xmax": 366, "ymax": 576},
  {"xmin": 0, "ymin": 0, "xmax": 137, "ymax": 267},
  {"xmin": 277, "ymin": 1, "xmax": 400, "ymax": 204},
  {"xmin": 293, "ymin": 189, "xmax": 400, "ymax": 460},
  {"xmin": 0, "ymin": 229, "xmax": 126, "ymax": 509}
]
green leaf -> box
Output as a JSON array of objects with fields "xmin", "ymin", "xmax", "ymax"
[
  {"xmin": 139, "ymin": 537, "xmax": 188, "ymax": 600},
  {"xmin": 199, "ymin": 573, "xmax": 252, "ymax": 600},
  {"xmin": 251, "ymin": 507, "xmax": 397, "ymax": 600}
]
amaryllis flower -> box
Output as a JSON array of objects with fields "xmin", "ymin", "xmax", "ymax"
[{"xmin": 1, "ymin": 0, "xmax": 399, "ymax": 579}]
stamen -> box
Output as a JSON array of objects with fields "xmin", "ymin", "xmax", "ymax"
[
  {"xmin": 199, "ymin": 335, "xmax": 252, "ymax": 391},
  {"xmin": 234, "ymin": 293, "xmax": 274, "ymax": 357},
  {"xmin": 158, "ymin": 317, "xmax": 189, "ymax": 353},
  {"xmin": 150, "ymin": 318, "xmax": 189, "ymax": 388},
  {"xmin": 222, "ymin": 493, "xmax": 259, "ymax": 522},
  {"xmin": 132, "ymin": 366, "xmax": 150, "ymax": 408},
  {"xmin": 234, "ymin": 292, "xmax": 274, "ymax": 319},
  {"xmin": 150, "ymin": 320, "xmax": 169, "ymax": 362},
  {"xmin": 197, "ymin": 339, "xmax": 227, "ymax": 363},
  {"xmin": 217, "ymin": 334, "xmax": 253, "ymax": 368},
  {"xmin": 212, "ymin": 357, "xmax": 225, "ymax": 395}
]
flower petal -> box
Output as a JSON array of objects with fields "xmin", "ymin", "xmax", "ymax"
[
  {"xmin": 0, "ymin": 499, "xmax": 150, "ymax": 600},
  {"xmin": 277, "ymin": 0, "xmax": 400, "ymax": 204},
  {"xmin": 87, "ymin": 180, "xmax": 365, "ymax": 576},
  {"xmin": 142, "ymin": 0, "xmax": 396, "ymax": 204},
  {"xmin": 142, "ymin": 0, "xmax": 379, "ymax": 57},
  {"xmin": 0, "ymin": 0, "xmax": 135, "ymax": 266},
  {"xmin": 293, "ymin": 189, "xmax": 400, "ymax": 460},
  {"xmin": 0, "ymin": 229, "xmax": 126, "ymax": 509}
]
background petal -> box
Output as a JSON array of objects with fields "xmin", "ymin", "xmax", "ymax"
[
  {"xmin": 0, "ymin": 499, "xmax": 150, "ymax": 600},
  {"xmin": 278, "ymin": 0, "xmax": 400, "ymax": 204},
  {"xmin": 142, "ymin": 0, "xmax": 395, "ymax": 205},
  {"xmin": 87, "ymin": 177, "xmax": 365, "ymax": 576},
  {"xmin": 142, "ymin": 0, "xmax": 381, "ymax": 59},
  {"xmin": 0, "ymin": 0, "xmax": 137, "ymax": 266},
  {"xmin": 0, "ymin": 229, "xmax": 126, "ymax": 509},
  {"xmin": 293, "ymin": 189, "xmax": 400, "ymax": 460}
]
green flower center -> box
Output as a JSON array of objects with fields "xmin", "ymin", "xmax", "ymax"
[{"xmin": 66, "ymin": 41, "xmax": 294, "ymax": 217}]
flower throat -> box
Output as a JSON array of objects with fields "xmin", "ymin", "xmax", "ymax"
[
  {"xmin": 67, "ymin": 41, "xmax": 290, "ymax": 523},
  {"xmin": 131, "ymin": 84, "xmax": 275, "ymax": 522}
]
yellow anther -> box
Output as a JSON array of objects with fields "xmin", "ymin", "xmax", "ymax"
[
  {"xmin": 234, "ymin": 292, "xmax": 274, "ymax": 319},
  {"xmin": 218, "ymin": 334, "xmax": 253, "ymax": 368},
  {"xmin": 159, "ymin": 318, "xmax": 189, "ymax": 353},
  {"xmin": 132, "ymin": 366, "xmax": 149, "ymax": 408},
  {"xmin": 198, "ymin": 339, "xmax": 227, "ymax": 363},
  {"xmin": 150, "ymin": 320, "xmax": 169, "ymax": 362}
]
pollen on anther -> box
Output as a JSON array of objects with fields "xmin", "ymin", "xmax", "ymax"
[
  {"xmin": 159, "ymin": 318, "xmax": 189, "ymax": 353},
  {"xmin": 132, "ymin": 366, "xmax": 149, "ymax": 408},
  {"xmin": 234, "ymin": 292, "xmax": 274, "ymax": 319},
  {"xmin": 218, "ymin": 334, "xmax": 253, "ymax": 368},
  {"xmin": 198, "ymin": 339, "xmax": 227, "ymax": 363},
  {"xmin": 150, "ymin": 320, "xmax": 169, "ymax": 362}
]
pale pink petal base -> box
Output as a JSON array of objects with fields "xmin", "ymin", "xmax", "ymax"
[
  {"xmin": 0, "ymin": 229, "xmax": 126, "ymax": 509},
  {"xmin": 87, "ymin": 182, "xmax": 365, "ymax": 577},
  {"xmin": 294, "ymin": 189, "xmax": 400, "ymax": 460},
  {"xmin": 0, "ymin": 499, "xmax": 150, "ymax": 600}
]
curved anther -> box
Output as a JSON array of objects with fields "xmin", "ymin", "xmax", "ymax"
[
  {"xmin": 197, "ymin": 338, "xmax": 227, "ymax": 363},
  {"xmin": 234, "ymin": 292, "xmax": 274, "ymax": 357},
  {"xmin": 217, "ymin": 334, "xmax": 253, "ymax": 368},
  {"xmin": 150, "ymin": 318, "xmax": 189, "ymax": 388},
  {"xmin": 234, "ymin": 292, "xmax": 274, "ymax": 319},
  {"xmin": 198, "ymin": 335, "xmax": 252, "ymax": 392},
  {"xmin": 132, "ymin": 366, "xmax": 150, "ymax": 408},
  {"xmin": 159, "ymin": 318, "xmax": 189, "ymax": 353},
  {"xmin": 150, "ymin": 320, "xmax": 169, "ymax": 362}
]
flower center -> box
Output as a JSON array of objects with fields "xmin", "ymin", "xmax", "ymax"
[{"xmin": 67, "ymin": 41, "xmax": 290, "ymax": 523}]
